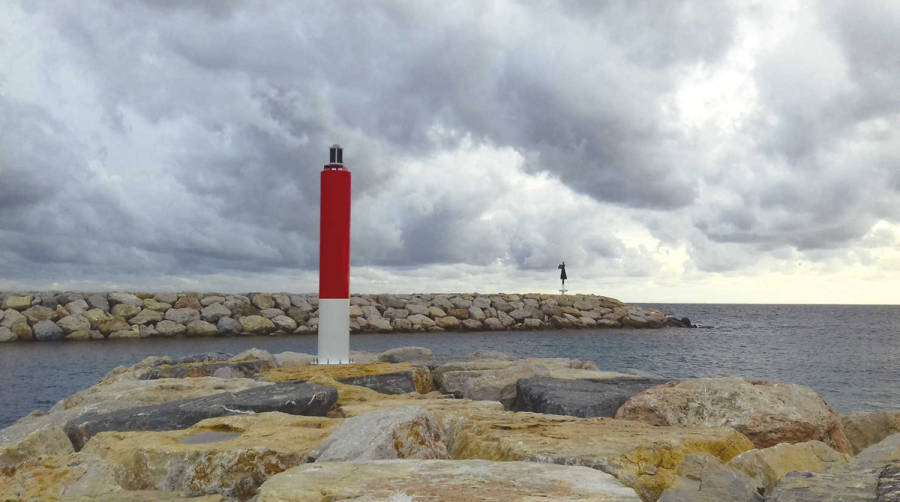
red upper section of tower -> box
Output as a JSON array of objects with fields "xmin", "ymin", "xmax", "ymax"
[{"xmin": 319, "ymin": 168, "xmax": 351, "ymax": 299}]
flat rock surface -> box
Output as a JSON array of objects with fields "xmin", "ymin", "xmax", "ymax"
[
  {"xmin": 842, "ymin": 411, "xmax": 900, "ymax": 454},
  {"xmin": 616, "ymin": 377, "xmax": 853, "ymax": 454},
  {"xmin": 728, "ymin": 440, "xmax": 848, "ymax": 492},
  {"xmin": 264, "ymin": 361, "xmax": 433, "ymax": 394},
  {"xmin": 256, "ymin": 459, "xmax": 641, "ymax": 501},
  {"xmin": 512, "ymin": 376, "xmax": 670, "ymax": 417},
  {"xmin": 65, "ymin": 382, "xmax": 338, "ymax": 449},
  {"xmin": 83, "ymin": 412, "xmax": 339, "ymax": 500}
]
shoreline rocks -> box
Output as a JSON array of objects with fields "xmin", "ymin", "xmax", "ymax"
[
  {"xmin": 0, "ymin": 291, "xmax": 692, "ymax": 343},
  {"xmin": 1, "ymin": 347, "xmax": 895, "ymax": 502}
]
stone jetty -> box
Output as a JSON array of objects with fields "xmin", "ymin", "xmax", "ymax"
[
  {"xmin": 1, "ymin": 347, "xmax": 897, "ymax": 501},
  {"xmin": 0, "ymin": 291, "xmax": 692, "ymax": 342}
]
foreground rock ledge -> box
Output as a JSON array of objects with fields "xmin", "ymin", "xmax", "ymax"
[
  {"xmin": 3, "ymin": 347, "xmax": 896, "ymax": 502},
  {"xmin": 257, "ymin": 459, "xmax": 642, "ymax": 501}
]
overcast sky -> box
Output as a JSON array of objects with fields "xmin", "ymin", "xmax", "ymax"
[{"xmin": 1, "ymin": 1, "xmax": 898, "ymax": 303}]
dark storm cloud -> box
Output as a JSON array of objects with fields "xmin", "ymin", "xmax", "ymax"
[{"xmin": 1, "ymin": 0, "xmax": 898, "ymax": 288}]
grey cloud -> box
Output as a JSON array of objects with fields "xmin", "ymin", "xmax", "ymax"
[{"xmin": 1, "ymin": 0, "xmax": 898, "ymax": 290}]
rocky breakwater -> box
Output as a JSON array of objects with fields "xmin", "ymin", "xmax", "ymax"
[
  {"xmin": 3, "ymin": 347, "xmax": 896, "ymax": 502},
  {"xmin": 0, "ymin": 291, "xmax": 692, "ymax": 342}
]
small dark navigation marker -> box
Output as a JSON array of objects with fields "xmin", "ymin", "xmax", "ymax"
[{"xmin": 558, "ymin": 261, "xmax": 567, "ymax": 294}]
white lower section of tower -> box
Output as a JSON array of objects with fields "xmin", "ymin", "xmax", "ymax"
[{"xmin": 317, "ymin": 298, "xmax": 350, "ymax": 364}]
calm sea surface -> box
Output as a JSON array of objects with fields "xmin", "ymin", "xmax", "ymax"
[{"xmin": 1, "ymin": 304, "xmax": 897, "ymax": 428}]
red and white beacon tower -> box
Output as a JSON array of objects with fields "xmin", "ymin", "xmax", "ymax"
[{"xmin": 317, "ymin": 144, "xmax": 351, "ymax": 364}]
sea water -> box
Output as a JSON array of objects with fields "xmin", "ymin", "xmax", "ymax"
[{"xmin": 0, "ymin": 303, "xmax": 897, "ymax": 428}]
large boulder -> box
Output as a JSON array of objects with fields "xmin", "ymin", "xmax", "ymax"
[
  {"xmin": 64, "ymin": 381, "xmax": 338, "ymax": 449},
  {"xmin": 58, "ymin": 314, "xmax": 91, "ymax": 333},
  {"xmin": 314, "ymin": 406, "xmax": 447, "ymax": 462},
  {"xmin": 110, "ymin": 303, "xmax": 141, "ymax": 319},
  {"xmin": 185, "ymin": 319, "xmax": 218, "ymax": 337},
  {"xmin": 200, "ymin": 302, "xmax": 231, "ymax": 323},
  {"xmin": 33, "ymin": 319, "xmax": 64, "ymax": 341},
  {"xmin": 841, "ymin": 411, "xmax": 900, "ymax": 454},
  {"xmin": 615, "ymin": 377, "xmax": 853, "ymax": 453},
  {"xmin": 164, "ymin": 308, "xmax": 200, "ymax": 324},
  {"xmin": 239, "ymin": 315, "xmax": 275, "ymax": 335},
  {"xmin": 512, "ymin": 377, "xmax": 670, "ymax": 418},
  {"xmin": 82, "ymin": 412, "xmax": 338, "ymax": 500},
  {"xmin": 155, "ymin": 320, "xmax": 187, "ymax": 336},
  {"xmin": 257, "ymin": 460, "xmax": 641, "ymax": 501},
  {"xmin": 378, "ymin": 346, "xmax": 434, "ymax": 363},
  {"xmin": 0, "ymin": 426, "xmax": 74, "ymax": 469},
  {"xmin": 0, "ymin": 326, "xmax": 15, "ymax": 342},
  {"xmin": 216, "ymin": 316, "xmax": 241, "ymax": 336},
  {"xmin": 86, "ymin": 293, "xmax": 110, "ymax": 311},
  {"xmin": 2, "ymin": 295, "xmax": 33, "ymax": 310},
  {"xmin": 728, "ymin": 440, "xmax": 848, "ymax": 493},
  {"xmin": 658, "ymin": 452, "xmax": 763, "ymax": 502},
  {"xmin": 128, "ymin": 308, "xmax": 163, "ymax": 326},
  {"xmin": 766, "ymin": 432, "xmax": 900, "ymax": 501},
  {"xmin": 108, "ymin": 292, "xmax": 143, "ymax": 307},
  {"xmin": 23, "ymin": 304, "xmax": 58, "ymax": 322}
]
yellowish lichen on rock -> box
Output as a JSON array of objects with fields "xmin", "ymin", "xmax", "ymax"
[{"xmin": 263, "ymin": 361, "xmax": 420, "ymax": 382}]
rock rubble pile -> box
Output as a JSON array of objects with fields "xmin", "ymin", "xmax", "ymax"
[
  {"xmin": 0, "ymin": 291, "xmax": 690, "ymax": 342},
  {"xmin": 1, "ymin": 347, "xmax": 896, "ymax": 501}
]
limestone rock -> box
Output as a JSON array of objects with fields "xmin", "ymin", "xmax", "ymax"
[
  {"xmin": 155, "ymin": 320, "xmax": 187, "ymax": 336},
  {"xmin": 378, "ymin": 346, "xmax": 433, "ymax": 363},
  {"xmin": 99, "ymin": 316, "xmax": 130, "ymax": 335},
  {"xmin": 0, "ymin": 326, "xmax": 15, "ymax": 342},
  {"xmin": 153, "ymin": 292, "xmax": 178, "ymax": 304},
  {"xmin": 83, "ymin": 412, "xmax": 338, "ymax": 500},
  {"xmin": 110, "ymin": 303, "xmax": 141, "ymax": 319},
  {"xmin": 273, "ymin": 351, "xmax": 316, "ymax": 368},
  {"xmin": 0, "ymin": 425, "xmax": 74, "ymax": 469},
  {"xmin": 83, "ymin": 308, "xmax": 112, "ymax": 329},
  {"xmin": 407, "ymin": 313, "xmax": 435, "ymax": 328},
  {"xmin": 230, "ymin": 347, "xmax": 275, "ymax": 365},
  {"xmin": 186, "ymin": 319, "xmax": 218, "ymax": 337},
  {"xmin": 2, "ymin": 295, "xmax": 33, "ymax": 310},
  {"xmin": 1, "ymin": 308, "xmax": 24, "ymax": 327},
  {"xmin": 200, "ymin": 302, "xmax": 231, "ymax": 323},
  {"xmin": 33, "ymin": 319, "xmax": 64, "ymax": 341},
  {"xmin": 12, "ymin": 321, "xmax": 33, "ymax": 340},
  {"xmin": 427, "ymin": 406, "xmax": 753, "ymax": 501},
  {"xmin": 23, "ymin": 304, "xmax": 58, "ymax": 322},
  {"xmin": 271, "ymin": 315, "xmax": 297, "ymax": 332},
  {"xmin": 108, "ymin": 292, "xmax": 143, "ymax": 307},
  {"xmin": 239, "ymin": 315, "xmax": 275, "ymax": 335},
  {"xmin": 766, "ymin": 432, "xmax": 900, "ymax": 501},
  {"xmin": 58, "ymin": 313, "xmax": 91, "ymax": 333},
  {"xmin": 435, "ymin": 359, "xmax": 557, "ymax": 407},
  {"xmin": 728, "ymin": 440, "xmax": 848, "ymax": 492},
  {"xmin": 199, "ymin": 295, "xmax": 226, "ymax": 306},
  {"xmin": 427, "ymin": 306, "xmax": 446, "ymax": 317},
  {"xmin": 513, "ymin": 377, "xmax": 670, "ymax": 418},
  {"xmin": 0, "ymin": 453, "xmax": 124, "ymax": 501},
  {"xmin": 165, "ymin": 307, "xmax": 200, "ymax": 324},
  {"xmin": 484, "ymin": 317, "xmax": 504, "ymax": 329},
  {"xmin": 260, "ymin": 307, "xmax": 285, "ymax": 319},
  {"xmin": 173, "ymin": 295, "xmax": 202, "ymax": 310},
  {"xmin": 616, "ymin": 377, "xmax": 853, "ymax": 453},
  {"xmin": 436, "ymin": 315, "xmax": 460, "ymax": 329},
  {"xmin": 314, "ymin": 406, "xmax": 447, "ymax": 462},
  {"xmin": 257, "ymin": 459, "xmax": 641, "ymax": 502},
  {"xmin": 658, "ymin": 452, "xmax": 763, "ymax": 502},
  {"xmin": 141, "ymin": 298, "xmax": 171, "ymax": 312},
  {"xmin": 65, "ymin": 381, "xmax": 338, "ymax": 449},
  {"xmin": 842, "ymin": 411, "xmax": 900, "ymax": 454},
  {"xmin": 86, "ymin": 293, "xmax": 110, "ymax": 311},
  {"xmin": 251, "ymin": 293, "xmax": 275, "ymax": 309},
  {"xmin": 216, "ymin": 316, "xmax": 241, "ymax": 336},
  {"xmin": 108, "ymin": 325, "xmax": 144, "ymax": 339},
  {"xmin": 128, "ymin": 308, "xmax": 163, "ymax": 325}
]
